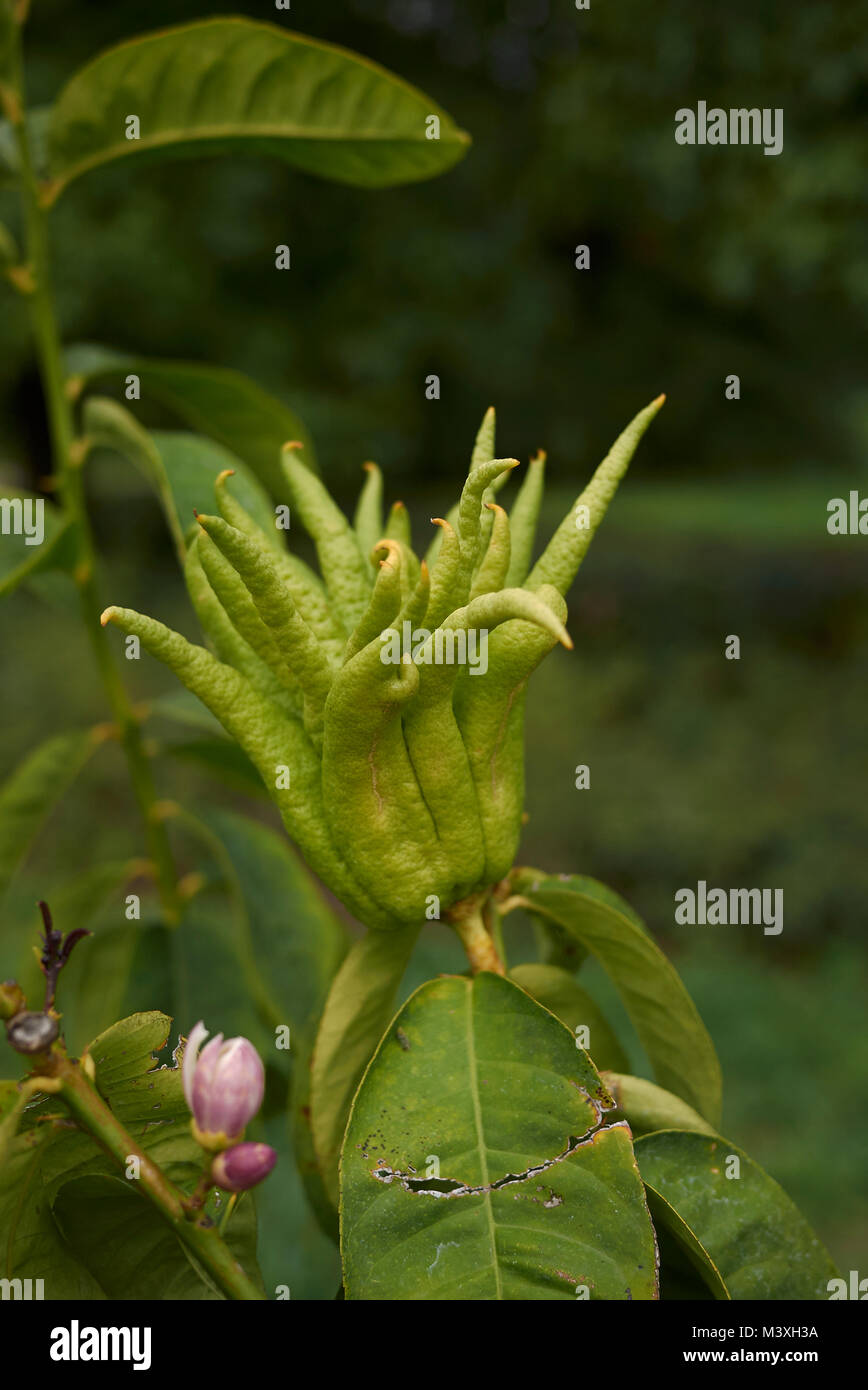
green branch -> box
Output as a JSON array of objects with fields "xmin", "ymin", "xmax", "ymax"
[
  {"xmin": 48, "ymin": 1054, "xmax": 265, "ymax": 1301},
  {"xmin": 4, "ymin": 7, "xmax": 181, "ymax": 923}
]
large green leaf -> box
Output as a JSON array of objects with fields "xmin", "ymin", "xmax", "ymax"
[
  {"xmin": 635, "ymin": 1130, "xmax": 839, "ymax": 1301},
  {"xmin": 43, "ymin": 18, "xmax": 470, "ymax": 203},
  {"xmin": 310, "ymin": 925, "xmax": 419, "ymax": 1208},
  {"xmin": 52, "ymin": 1174, "xmax": 259, "ymax": 1300},
  {"xmin": 0, "ymin": 1012, "xmax": 263, "ymax": 1298},
  {"xmin": 180, "ymin": 806, "xmax": 347, "ymax": 1044},
  {"xmin": 83, "ymin": 397, "xmax": 276, "ymax": 561},
  {"xmin": 0, "ymin": 728, "xmax": 99, "ymax": 901},
  {"xmin": 510, "ymin": 962, "xmax": 629, "ymax": 1073},
  {"xmin": 67, "ymin": 345, "xmax": 316, "ymax": 492},
  {"xmin": 0, "ymin": 1081, "xmax": 105, "ymax": 1296},
  {"xmin": 510, "ymin": 869, "xmax": 722, "ymax": 1126},
  {"xmin": 341, "ymin": 972, "xmax": 658, "ymax": 1300},
  {"xmin": 0, "ymin": 486, "xmax": 75, "ymax": 598},
  {"xmin": 168, "ymin": 898, "xmax": 270, "ymax": 1060}
]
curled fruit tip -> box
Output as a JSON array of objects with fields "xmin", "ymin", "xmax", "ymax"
[
  {"xmin": 282, "ymin": 440, "xmax": 304, "ymax": 454},
  {"xmin": 216, "ymin": 469, "xmax": 236, "ymax": 482},
  {"xmin": 362, "ymin": 460, "xmax": 377, "ymax": 473},
  {"xmin": 99, "ymin": 607, "xmax": 116, "ymax": 627}
]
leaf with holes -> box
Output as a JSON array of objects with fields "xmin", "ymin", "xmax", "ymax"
[
  {"xmin": 340, "ymin": 972, "xmax": 657, "ymax": 1300},
  {"xmin": 510, "ymin": 962, "xmax": 629, "ymax": 1073}
]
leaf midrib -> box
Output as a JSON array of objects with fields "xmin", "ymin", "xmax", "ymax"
[{"xmin": 465, "ymin": 984, "xmax": 502, "ymax": 1301}]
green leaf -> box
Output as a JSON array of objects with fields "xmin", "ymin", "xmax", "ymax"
[
  {"xmin": 651, "ymin": 1192, "xmax": 729, "ymax": 1301},
  {"xmin": 178, "ymin": 807, "xmax": 348, "ymax": 1237},
  {"xmin": 67, "ymin": 345, "xmax": 316, "ymax": 491},
  {"xmin": 169, "ymin": 897, "xmax": 270, "ymax": 1059},
  {"xmin": 341, "ymin": 973, "xmax": 658, "ymax": 1301},
  {"xmin": 148, "ymin": 687, "xmax": 222, "ymax": 734},
  {"xmin": 0, "ymin": 728, "xmax": 100, "ymax": 901},
  {"xmin": 510, "ymin": 869, "xmax": 722, "ymax": 1126},
  {"xmin": 635, "ymin": 1130, "xmax": 839, "ymax": 1301},
  {"xmin": 0, "ymin": 1118, "xmax": 105, "ymax": 1296},
  {"xmin": 83, "ymin": 397, "xmax": 275, "ymax": 561},
  {"xmin": 510, "ymin": 963, "xmax": 630, "ymax": 1073},
  {"xmin": 602, "ymin": 1072, "xmax": 717, "ymax": 1139},
  {"xmin": 43, "ymin": 18, "xmax": 470, "ymax": 203},
  {"xmin": 310, "ymin": 925, "xmax": 419, "ymax": 1208},
  {"xmin": 253, "ymin": 1105, "xmax": 341, "ymax": 1299},
  {"xmin": 0, "ymin": 487, "xmax": 75, "ymax": 598},
  {"xmin": 1, "ymin": 1011, "xmax": 263, "ymax": 1297},
  {"xmin": 164, "ymin": 737, "xmax": 267, "ymax": 799},
  {"xmin": 52, "ymin": 1174, "xmax": 259, "ymax": 1300},
  {"xmin": 180, "ymin": 806, "xmax": 347, "ymax": 1042}
]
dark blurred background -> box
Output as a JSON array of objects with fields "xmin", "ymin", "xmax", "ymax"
[{"xmin": 1, "ymin": 0, "xmax": 866, "ymax": 1285}]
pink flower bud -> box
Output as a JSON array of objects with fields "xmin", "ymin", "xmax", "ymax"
[
  {"xmin": 212, "ymin": 1142, "xmax": 277, "ymax": 1193},
  {"xmin": 182, "ymin": 1020, "xmax": 265, "ymax": 1149}
]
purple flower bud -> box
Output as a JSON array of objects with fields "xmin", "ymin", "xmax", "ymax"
[
  {"xmin": 182, "ymin": 1020, "xmax": 265, "ymax": 1149},
  {"xmin": 212, "ymin": 1142, "xmax": 277, "ymax": 1193}
]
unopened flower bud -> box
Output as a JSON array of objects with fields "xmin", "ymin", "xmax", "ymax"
[
  {"xmin": 182, "ymin": 1020, "xmax": 265, "ymax": 1151},
  {"xmin": 211, "ymin": 1142, "xmax": 277, "ymax": 1193},
  {"xmin": 0, "ymin": 981, "xmax": 25, "ymax": 1021}
]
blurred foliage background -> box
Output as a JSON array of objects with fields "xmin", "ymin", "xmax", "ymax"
[{"xmin": 1, "ymin": 0, "xmax": 866, "ymax": 1291}]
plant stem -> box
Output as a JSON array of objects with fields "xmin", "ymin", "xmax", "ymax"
[
  {"xmin": 484, "ymin": 895, "xmax": 508, "ymax": 972},
  {"xmin": 6, "ymin": 11, "xmax": 181, "ymax": 924},
  {"xmin": 449, "ymin": 893, "xmax": 505, "ymax": 976},
  {"xmin": 46, "ymin": 1054, "xmax": 264, "ymax": 1300}
]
